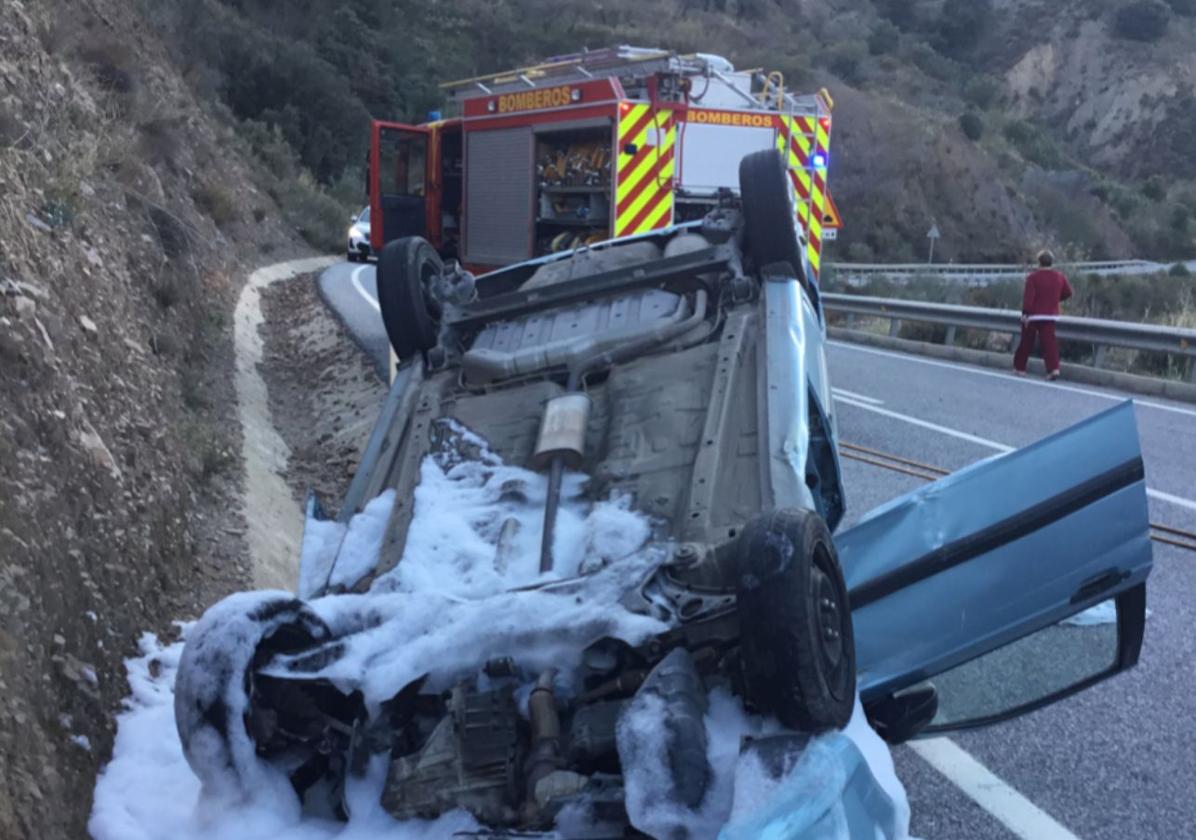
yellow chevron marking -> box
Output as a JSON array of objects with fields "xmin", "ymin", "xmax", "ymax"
[
  {"xmin": 619, "ymin": 156, "xmax": 674, "ymax": 224},
  {"xmin": 616, "ymin": 129, "xmax": 675, "ymax": 204},
  {"xmin": 618, "ymin": 104, "xmax": 649, "ymax": 142},
  {"xmin": 635, "ymin": 193, "xmax": 674, "ymax": 234}
]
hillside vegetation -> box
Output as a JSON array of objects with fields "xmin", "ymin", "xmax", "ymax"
[{"xmin": 139, "ymin": 0, "xmax": 1196, "ymax": 263}]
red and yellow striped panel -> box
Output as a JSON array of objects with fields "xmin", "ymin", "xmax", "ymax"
[
  {"xmin": 615, "ymin": 103, "xmax": 676, "ymax": 237},
  {"xmin": 775, "ymin": 114, "xmax": 830, "ymax": 280}
]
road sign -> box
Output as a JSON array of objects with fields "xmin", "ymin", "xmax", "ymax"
[
  {"xmin": 823, "ymin": 229, "xmax": 838, "ymax": 240},
  {"xmin": 927, "ymin": 224, "xmax": 941, "ymax": 240},
  {"xmin": 822, "ymin": 194, "xmax": 843, "ymax": 230}
]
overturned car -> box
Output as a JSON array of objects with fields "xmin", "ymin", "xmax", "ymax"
[{"xmin": 174, "ymin": 150, "xmax": 1153, "ymax": 838}]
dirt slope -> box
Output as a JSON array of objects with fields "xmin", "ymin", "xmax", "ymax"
[{"xmin": 0, "ymin": 1, "xmax": 310, "ymax": 836}]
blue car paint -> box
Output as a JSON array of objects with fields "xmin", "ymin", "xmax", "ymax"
[
  {"xmin": 724, "ymin": 401, "xmax": 1152, "ymax": 840},
  {"xmin": 836, "ymin": 400, "xmax": 1153, "ymax": 702}
]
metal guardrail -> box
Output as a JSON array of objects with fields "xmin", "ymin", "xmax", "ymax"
[
  {"xmin": 822, "ymin": 294, "xmax": 1196, "ymax": 382},
  {"xmin": 829, "ymin": 260, "xmax": 1164, "ymax": 278}
]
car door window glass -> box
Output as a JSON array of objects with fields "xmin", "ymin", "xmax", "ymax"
[
  {"xmin": 381, "ymin": 130, "xmax": 426, "ymax": 197},
  {"xmin": 928, "ymin": 599, "xmax": 1119, "ymax": 728}
]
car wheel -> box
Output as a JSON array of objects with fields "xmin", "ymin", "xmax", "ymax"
[
  {"xmin": 174, "ymin": 593, "xmax": 332, "ymax": 799},
  {"xmin": 347, "ymin": 252, "xmax": 359, "ymax": 263},
  {"xmin": 734, "ymin": 509, "xmax": 855, "ymax": 732},
  {"xmin": 738, "ymin": 148, "xmax": 806, "ymax": 284},
  {"xmin": 376, "ymin": 236, "xmax": 443, "ymax": 360}
]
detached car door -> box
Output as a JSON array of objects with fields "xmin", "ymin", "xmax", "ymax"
[{"xmin": 837, "ymin": 401, "xmax": 1152, "ymax": 739}]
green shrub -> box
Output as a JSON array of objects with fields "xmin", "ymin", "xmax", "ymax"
[
  {"xmin": 1169, "ymin": 262, "xmax": 1192, "ymax": 276},
  {"xmin": 964, "ymin": 76, "xmax": 1000, "ymax": 110},
  {"xmin": 145, "ymin": 204, "xmax": 190, "ymax": 260},
  {"xmin": 151, "ymin": 276, "xmax": 183, "ymax": 309},
  {"xmin": 1171, "ymin": 205, "xmax": 1191, "ymax": 232},
  {"xmin": 1112, "ymin": 1, "xmax": 1171, "ymax": 40},
  {"xmin": 1002, "ymin": 120, "xmax": 1065, "ymax": 168},
  {"xmin": 77, "ymin": 40, "xmax": 139, "ymax": 95},
  {"xmin": 934, "ymin": 0, "xmax": 992, "ymax": 60},
  {"xmin": 193, "ymin": 182, "xmax": 240, "ymax": 227},
  {"xmin": 1143, "ymin": 176, "xmax": 1167, "ymax": 201},
  {"xmin": 959, "ymin": 112, "xmax": 984, "ymax": 141},
  {"xmin": 875, "ymin": 0, "xmax": 919, "ymax": 30},
  {"xmin": 277, "ymin": 172, "xmax": 352, "ymax": 252},
  {"xmin": 867, "ymin": 20, "xmax": 900, "ymax": 56},
  {"xmin": 824, "ymin": 41, "xmax": 868, "ymax": 85},
  {"xmin": 908, "ymin": 41, "xmax": 960, "ymax": 82},
  {"xmin": 138, "ymin": 117, "xmax": 183, "ymax": 166}
]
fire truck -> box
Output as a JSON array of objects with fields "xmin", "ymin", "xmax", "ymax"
[{"xmin": 367, "ymin": 45, "xmax": 841, "ymax": 281}]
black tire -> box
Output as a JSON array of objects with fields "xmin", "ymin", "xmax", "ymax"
[
  {"xmin": 347, "ymin": 252, "xmax": 360, "ymax": 263},
  {"xmin": 174, "ymin": 594, "xmax": 331, "ymax": 798},
  {"xmin": 376, "ymin": 236, "xmax": 443, "ymax": 360},
  {"xmin": 735, "ymin": 509, "xmax": 855, "ymax": 732},
  {"xmin": 738, "ymin": 148, "xmax": 806, "ymax": 283}
]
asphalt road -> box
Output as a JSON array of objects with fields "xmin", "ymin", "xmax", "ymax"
[
  {"xmin": 318, "ymin": 260, "xmax": 390, "ymax": 380},
  {"xmin": 318, "ymin": 259, "xmax": 1196, "ymax": 840}
]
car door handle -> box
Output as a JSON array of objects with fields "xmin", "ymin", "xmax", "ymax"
[{"xmin": 1070, "ymin": 569, "xmax": 1129, "ymax": 604}]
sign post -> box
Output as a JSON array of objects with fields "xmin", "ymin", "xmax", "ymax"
[{"xmin": 927, "ymin": 222, "xmax": 941, "ymax": 265}]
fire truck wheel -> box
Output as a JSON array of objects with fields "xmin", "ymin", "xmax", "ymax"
[
  {"xmin": 734, "ymin": 508, "xmax": 856, "ymax": 732},
  {"xmin": 377, "ymin": 236, "xmax": 444, "ymax": 360},
  {"xmin": 738, "ymin": 149, "xmax": 805, "ymax": 284}
]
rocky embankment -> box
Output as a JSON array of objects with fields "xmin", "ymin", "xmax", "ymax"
[{"xmin": 0, "ymin": 0, "xmax": 306, "ymax": 834}]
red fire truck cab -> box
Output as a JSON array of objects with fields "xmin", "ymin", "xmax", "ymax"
[{"xmin": 368, "ymin": 46, "xmax": 840, "ymax": 280}]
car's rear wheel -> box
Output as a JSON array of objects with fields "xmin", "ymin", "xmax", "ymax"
[
  {"xmin": 738, "ymin": 148, "xmax": 806, "ymax": 284},
  {"xmin": 376, "ymin": 236, "xmax": 443, "ymax": 361},
  {"xmin": 735, "ymin": 509, "xmax": 855, "ymax": 732}
]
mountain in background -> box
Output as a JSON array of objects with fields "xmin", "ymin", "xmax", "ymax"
[{"xmin": 139, "ymin": 0, "xmax": 1196, "ymax": 263}]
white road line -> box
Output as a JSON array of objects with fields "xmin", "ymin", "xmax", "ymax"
[
  {"xmin": 832, "ymin": 387, "xmax": 884, "ymax": 405},
  {"xmin": 829, "ymin": 340, "xmax": 1196, "ymax": 419},
  {"xmin": 835, "ymin": 396, "xmax": 1014, "ymax": 453},
  {"xmin": 910, "ymin": 738, "xmax": 1083, "ymax": 840},
  {"xmin": 350, "ymin": 264, "xmax": 380, "ymax": 312},
  {"xmin": 834, "ymin": 395, "xmax": 1196, "ymax": 513}
]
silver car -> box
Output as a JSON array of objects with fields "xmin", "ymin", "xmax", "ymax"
[{"xmin": 347, "ymin": 206, "xmax": 371, "ymax": 262}]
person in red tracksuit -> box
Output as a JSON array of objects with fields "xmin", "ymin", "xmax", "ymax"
[{"xmin": 1014, "ymin": 250, "xmax": 1073, "ymax": 380}]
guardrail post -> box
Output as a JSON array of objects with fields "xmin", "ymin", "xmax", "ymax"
[
  {"xmin": 846, "ymin": 312, "xmax": 856, "ymax": 329},
  {"xmin": 1093, "ymin": 345, "xmax": 1107, "ymax": 369},
  {"xmin": 889, "ymin": 318, "xmax": 901, "ymax": 338},
  {"xmin": 945, "ymin": 325, "xmax": 957, "ymax": 346}
]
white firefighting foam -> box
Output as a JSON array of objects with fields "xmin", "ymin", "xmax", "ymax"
[{"xmin": 90, "ymin": 424, "xmax": 915, "ymax": 840}]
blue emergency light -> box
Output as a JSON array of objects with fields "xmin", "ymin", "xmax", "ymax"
[{"xmin": 813, "ymin": 153, "xmax": 828, "ymax": 169}]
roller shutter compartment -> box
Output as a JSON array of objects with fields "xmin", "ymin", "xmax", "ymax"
[{"xmin": 464, "ymin": 127, "xmax": 534, "ymax": 265}]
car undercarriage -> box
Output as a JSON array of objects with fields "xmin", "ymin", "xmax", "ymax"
[{"xmin": 172, "ymin": 150, "xmax": 1153, "ymax": 839}]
